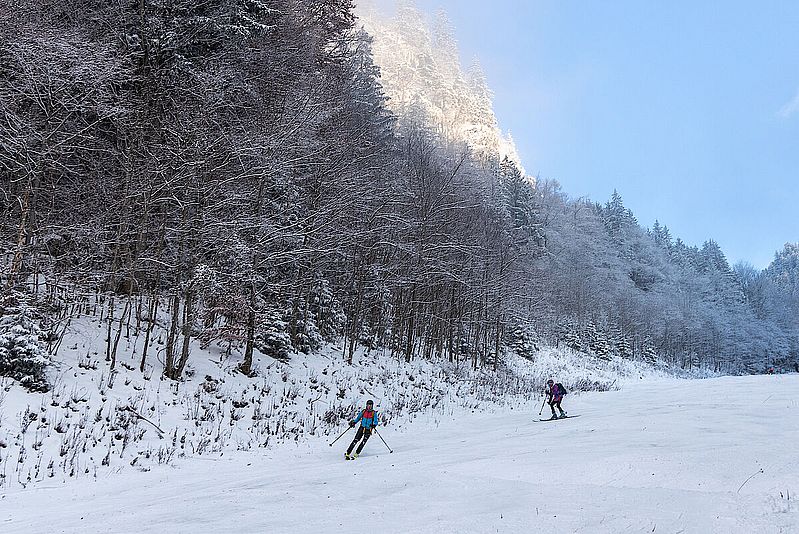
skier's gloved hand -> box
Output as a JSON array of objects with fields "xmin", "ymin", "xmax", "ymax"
[{"xmin": 349, "ymin": 421, "xmax": 355, "ymax": 428}]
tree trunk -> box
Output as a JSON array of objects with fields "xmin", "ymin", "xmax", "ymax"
[
  {"xmin": 494, "ymin": 313, "xmax": 501, "ymax": 372},
  {"xmin": 6, "ymin": 180, "xmax": 32, "ymax": 289},
  {"xmin": 140, "ymin": 294, "xmax": 159, "ymax": 372},
  {"xmin": 175, "ymin": 288, "xmax": 194, "ymax": 378},
  {"xmin": 405, "ymin": 285, "xmax": 416, "ymax": 363},
  {"xmin": 110, "ymin": 298, "xmax": 130, "ymax": 371},
  {"xmin": 241, "ymin": 283, "xmax": 256, "ymax": 375},
  {"xmin": 105, "ymin": 295, "xmax": 115, "ymax": 362},
  {"xmin": 164, "ymin": 293, "xmax": 180, "ymax": 379}
]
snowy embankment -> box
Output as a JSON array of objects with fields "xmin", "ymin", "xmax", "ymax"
[
  {"xmin": 2, "ymin": 374, "xmax": 797, "ymax": 533},
  {"xmin": 0, "ymin": 311, "xmax": 655, "ymax": 491}
]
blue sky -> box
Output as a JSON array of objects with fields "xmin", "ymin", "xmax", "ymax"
[{"xmin": 405, "ymin": 0, "xmax": 799, "ymax": 268}]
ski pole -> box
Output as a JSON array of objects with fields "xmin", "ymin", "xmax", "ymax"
[
  {"xmin": 373, "ymin": 428, "xmax": 393, "ymax": 453},
  {"xmin": 538, "ymin": 395, "xmax": 547, "ymax": 416},
  {"xmin": 328, "ymin": 426, "xmax": 352, "ymax": 447}
]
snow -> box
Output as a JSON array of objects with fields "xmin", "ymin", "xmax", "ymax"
[
  {"xmin": 357, "ymin": 2, "xmax": 526, "ymax": 173},
  {"xmin": 1, "ymin": 300, "xmax": 666, "ymax": 495},
  {"xmin": 2, "ymin": 374, "xmax": 797, "ymax": 533}
]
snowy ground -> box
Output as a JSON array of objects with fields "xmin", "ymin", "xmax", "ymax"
[
  {"xmin": 2, "ymin": 374, "xmax": 797, "ymax": 533},
  {"xmin": 0, "ymin": 305, "xmax": 657, "ymax": 493}
]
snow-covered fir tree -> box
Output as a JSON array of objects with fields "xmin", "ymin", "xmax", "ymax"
[{"xmin": 0, "ymin": 294, "xmax": 50, "ymax": 391}]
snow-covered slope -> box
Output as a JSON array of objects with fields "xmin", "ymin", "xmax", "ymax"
[
  {"xmin": 0, "ymin": 308, "xmax": 655, "ymax": 492},
  {"xmin": 3, "ymin": 375, "xmax": 797, "ymax": 533}
]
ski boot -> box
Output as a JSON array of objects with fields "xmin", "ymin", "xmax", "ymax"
[
  {"xmin": 559, "ymin": 410, "xmax": 567, "ymax": 418},
  {"xmin": 345, "ymin": 453, "xmax": 351, "ymax": 460},
  {"xmin": 549, "ymin": 413, "xmax": 559, "ymax": 420}
]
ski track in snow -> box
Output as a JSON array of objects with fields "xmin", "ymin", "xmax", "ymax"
[{"xmin": 2, "ymin": 375, "xmax": 797, "ymax": 533}]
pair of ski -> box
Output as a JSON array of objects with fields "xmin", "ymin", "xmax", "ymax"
[{"xmin": 537, "ymin": 414, "xmax": 580, "ymax": 422}]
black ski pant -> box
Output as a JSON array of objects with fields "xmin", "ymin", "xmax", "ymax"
[
  {"xmin": 347, "ymin": 427, "xmax": 372, "ymax": 455},
  {"xmin": 548, "ymin": 398, "xmax": 564, "ymax": 415}
]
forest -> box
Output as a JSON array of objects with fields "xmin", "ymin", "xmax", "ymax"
[{"xmin": 2, "ymin": 0, "xmax": 798, "ymax": 393}]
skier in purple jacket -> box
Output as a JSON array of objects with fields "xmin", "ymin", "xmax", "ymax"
[{"xmin": 545, "ymin": 379, "xmax": 567, "ymax": 419}]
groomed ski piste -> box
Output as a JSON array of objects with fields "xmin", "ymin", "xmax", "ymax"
[
  {"xmin": 3, "ymin": 383, "xmax": 799, "ymax": 534},
  {"xmin": 1, "ymin": 313, "xmax": 797, "ymax": 533}
]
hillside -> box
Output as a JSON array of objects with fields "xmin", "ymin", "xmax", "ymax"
[
  {"xmin": 0, "ymin": 298, "xmax": 659, "ymax": 490},
  {"xmin": 4, "ymin": 374, "xmax": 797, "ymax": 533}
]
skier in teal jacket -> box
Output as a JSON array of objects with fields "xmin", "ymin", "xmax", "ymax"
[{"xmin": 345, "ymin": 400, "xmax": 378, "ymax": 460}]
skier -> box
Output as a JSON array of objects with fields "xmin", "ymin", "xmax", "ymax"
[
  {"xmin": 345, "ymin": 399, "xmax": 378, "ymax": 460},
  {"xmin": 545, "ymin": 379, "xmax": 567, "ymax": 420}
]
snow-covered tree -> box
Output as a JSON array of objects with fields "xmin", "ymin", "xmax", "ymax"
[
  {"xmin": 508, "ymin": 325, "xmax": 539, "ymax": 361},
  {"xmin": 0, "ymin": 295, "xmax": 50, "ymax": 391}
]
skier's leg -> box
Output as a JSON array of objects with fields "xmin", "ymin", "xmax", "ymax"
[
  {"xmin": 557, "ymin": 400, "xmax": 566, "ymax": 416},
  {"xmin": 548, "ymin": 399, "xmax": 557, "ymax": 416},
  {"xmin": 355, "ymin": 429, "xmax": 372, "ymax": 454},
  {"xmin": 347, "ymin": 427, "xmax": 364, "ymax": 455}
]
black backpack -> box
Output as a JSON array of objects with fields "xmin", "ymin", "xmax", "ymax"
[{"xmin": 556, "ymin": 382, "xmax": 568, "ymax": 395}]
